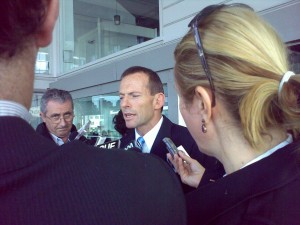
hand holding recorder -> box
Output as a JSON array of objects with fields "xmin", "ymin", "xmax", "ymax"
[{"xmin": 164, "ymin": 137, "xmax": 205, "ymax": 188}]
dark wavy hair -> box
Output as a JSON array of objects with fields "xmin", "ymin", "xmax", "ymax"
[
  {"xmin": 0, "ymin": 0, "xmax": 47, "ymax": 58},
  {"xmin": 113, "ymin": 110, "xmax": 128, "ymax": 137}
]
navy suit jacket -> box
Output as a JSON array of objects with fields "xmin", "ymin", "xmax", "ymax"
[
  {"xmin": 120, "ymin": 116, "xmax": 223, "ymax": 187},
  {"xmin": 0, "ymin": 116, "xmax": 186, "ymax": 225},
  {"xmin": 121, "ymin": 116, "xmax": 195, "ymax": 159}
]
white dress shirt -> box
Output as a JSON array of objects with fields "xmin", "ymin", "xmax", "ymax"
[
  {"xmin": 0, "ymin": 100, "xmax": 32, "ymax": 122},
  {"xmin": 135, "ymin": 116, "xmax": 163, "ymax": 153}
]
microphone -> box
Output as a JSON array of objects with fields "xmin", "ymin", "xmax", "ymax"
[
  {"xmin": 96, "ymin": 139, "xmax": 120, "ymax": 149},
  {"xmin": 123, "ymin": 140, "xmax": 139, "ymax": 150},
  {"xmin": 74, "ymin": 120, "xmax": 91, "ymax": 140},
  {"xmin": 69, "ymin": 131, "xmax": 79, "ymax": 141},
  {"xmin": 69, "ymin": 130, "xmax": 93, "ymax": 145}
]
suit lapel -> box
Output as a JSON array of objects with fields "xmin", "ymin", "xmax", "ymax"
[{"xmin": 151, "ymin": 116, "xmax": 173, "ymax": 159}]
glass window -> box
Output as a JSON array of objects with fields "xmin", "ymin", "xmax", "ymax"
[
  {"xmin": 73, "ymin": 83, "xmax": 168, "ymax": 143},
  {"xmin": 73, "ymin": 93, "xmax": 122, "ymax": 143},
  {"xmin": 60, "ymin": 0, "xmax": 159, "ymax": 73},
  {"xmin": 288, "ymin": 40, "xmax": 300, "ymax": 74},
  {"xmin": 162, "ymin": 84, "xmax": 168, "ymax": 118},
  {"xmin": 28, "ymin": 83, "xmax": 168, "ymax": 143},
  {"xmin": 29, "ymin": 93, "xmax": 43, "ymax": 129},
  {"xmin": 35, "ymin": 47, "xmax": 50, "ymax": 74}
]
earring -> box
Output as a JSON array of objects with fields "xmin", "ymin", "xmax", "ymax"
[{"xmin": 201, "ymin": 119, "xmax": 207, "ymax": 133}]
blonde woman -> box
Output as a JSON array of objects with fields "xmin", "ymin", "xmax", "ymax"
[{"xmin": 168, "ymin": 3, "xmax": 300, "ymax": 225}]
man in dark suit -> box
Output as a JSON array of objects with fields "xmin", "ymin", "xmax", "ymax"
[
  {"xmin": 119, "ymin": 66, "xmax": 222, "ymax": 189},
  {"xmin": 36, "ymin": 88, "xmax": 92, "ymax": 145},
  {"xmin": 0, "ymin": 1, "xmax": 186, "ymax": 224}
]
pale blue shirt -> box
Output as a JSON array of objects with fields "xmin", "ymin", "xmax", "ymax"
[
  {"xmin": 50, "ymin": 133, "xmax": 69, "ymax": 146},
  {"xmin": 0, "ymin": 100, "xmax": 32, "ymax": 122},
  {"xmin": 135, "ymin": 116, "xmax": 163, "ymax": 153}
]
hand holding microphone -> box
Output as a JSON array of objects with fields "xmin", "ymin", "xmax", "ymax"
[{"xmin": 164, "ymin": 137, "xmax": 205, "ymax": 188}]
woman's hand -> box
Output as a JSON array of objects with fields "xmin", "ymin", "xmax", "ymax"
[{"xmin": 167, "ymin": 151, "xmax": 205, "ymax": 188}]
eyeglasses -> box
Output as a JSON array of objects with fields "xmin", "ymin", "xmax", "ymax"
[
  {"xmin": 45, "ymin": 112, "xmax": 74, "ymax": 124},
  {"xmin": 188, "ymin": 3, "xmax": 254, "ymax": 107}
]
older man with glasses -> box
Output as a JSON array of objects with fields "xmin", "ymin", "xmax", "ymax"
[{"xmin": 36, "ymin": 88, "xmax": 86, "ymax": 145}]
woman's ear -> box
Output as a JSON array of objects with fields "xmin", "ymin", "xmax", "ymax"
[
  {"xmin": 194, "ymin": 86, "xmax": 212, "ymax": 121},
  {"xmin": 35, "ymin": 0, "xmax": 59, "ymax": 47}
]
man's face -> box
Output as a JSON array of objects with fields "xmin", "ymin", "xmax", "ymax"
[
  {"xmin": 119, "ymin": 72, "xmax": 162, "ymax": 135},
  {"xmin": 41, "ymin": 100, "xmax": 74, "ymax": 141}
]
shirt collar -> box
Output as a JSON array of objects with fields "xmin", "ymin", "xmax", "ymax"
[
  {"xmin": 135, "ymin": 116, "xmax": 163, "ymax": 153},
  {"xmin": 223, "ymin": 133, "xmax": 293, "ymax": 177},
  {"xmin": 0, "ymin": 100, "xmax": 32, "ymax": 123},
  {"xmin": 50, "ymin": 132, "xmax": 71, "ymax": 146},
  {"xmin": 241, "ymin": 133, "xmax": 293, "ymax": 169}
]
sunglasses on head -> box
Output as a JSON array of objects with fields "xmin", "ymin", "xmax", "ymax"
[{"xmin": 188, "ymin": 3, "xmax": 254, "ymax": 107}]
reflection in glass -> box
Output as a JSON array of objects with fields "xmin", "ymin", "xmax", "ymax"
[
  {"xmin": 73, "ymin": 84, "xmax": 168, "ymax": 143},
  {"xmin": 73, "ymin": 93, "xmax": 121, "ymax": 142},
  {"xmin": 288, "ymin": 41, "xmax": 300, "ymax": 74},
  {"xmin": 29, "ymin": 93, "xmax": 43, "ymax": 128},
  {"xmin": 35, "ymin": 47, "xmax": 49, "ymax": 74},
  {"xmin": 60, "ymin": 0, "xmax": 159, "ymax": 73}
]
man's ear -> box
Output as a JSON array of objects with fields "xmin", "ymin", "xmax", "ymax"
[
  {"xmin": 35, "ymin": 0, "xmax": 59, "ymax": 47},
  {"xmin": 194, "ymin": 86, "xmax": 212, "ymax": 121},
  {"xmin": 153, "ymin": 93, "xmax": 165, "ymax": 110}
]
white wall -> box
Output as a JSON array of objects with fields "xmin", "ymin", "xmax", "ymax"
[{"xmin": 161, "ymin": 0, "xmax": 299, "ymax": 43}]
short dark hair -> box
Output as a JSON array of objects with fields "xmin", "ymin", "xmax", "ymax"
[
  {"xmin": 0, "ymin": 0, "xmax": 48, "ymax": 58},
  {"xmin": 40, "ymin": 88, "xmax": 74, "ymax": 114},
  {"xmin": 112, "ymin": 110, "xmax": 128, "ymax": 136},
  {"xmin": 121, "ymin": 66, "xmax": 164, "ymax": 95}
]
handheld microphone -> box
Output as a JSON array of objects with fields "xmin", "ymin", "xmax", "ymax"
[
  {"xmin": 69, "ymin": 131, "xmax": 79, "ymax": 141},
  {"xmin": 123, "ymin": 140, "xmax": 137, "ymax": 150},
  {"xmin": 74, "ymin": 120, "xmax": 91, "ymax": 140},
  {"xmin": 69, "ymin": 130, "xmax": 93, "ymax": 145}
]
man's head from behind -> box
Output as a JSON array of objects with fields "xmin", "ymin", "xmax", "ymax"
[
  {"xmin": 0, "ymin": 0, "xmax": 58, "ymax": 59},
  {"xmin": 119, "ymin": 66, "xmax": 165, "ymax": 136},
  {"xmin": 0, "ymin": 0, "xmax": 58, "ymax": 110},
  {"xmin": 40, "ymin": 88, "xmax": 74, "ymax": 142}
]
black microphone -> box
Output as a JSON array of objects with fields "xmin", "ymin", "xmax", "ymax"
[
  {"xmin": 123, "ymin": 140, "xmax": 138, "ymax": 150},
  {"xmin": 120, "ymin": 140, "xmax": 143, "ymax": 153},
  {"xmin": 96, "ymin": 139, "xmax": 120, "ymax": 149},
  {"xmin": 69, "ymin": 131, "xmax": 78, "ymax": 141}
]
